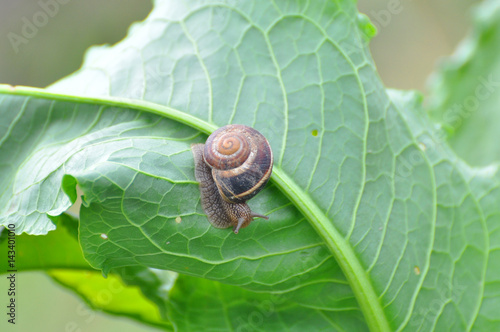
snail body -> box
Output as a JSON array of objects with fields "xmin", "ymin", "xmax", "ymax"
[{"xmin": 191, "ymin": 124, "xmax": 273, "ymax": 234}]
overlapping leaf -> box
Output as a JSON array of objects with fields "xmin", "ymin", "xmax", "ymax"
[{"xmin": 428, "ymin": 0, "xmax": 500, "ymax": 166}]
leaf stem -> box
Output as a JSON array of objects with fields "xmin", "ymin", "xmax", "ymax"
[
  {"xmin": 272, "ymin": 169, "xmax": 390, "ymax": 332},
  {"xmin": 0, "ymin": 84, "xmax": 218, "ymax": 135}
]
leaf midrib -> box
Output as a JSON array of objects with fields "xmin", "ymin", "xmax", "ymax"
[{"xmin": 0, "ymin": 84, "xmax": 390, "ymax": 332}]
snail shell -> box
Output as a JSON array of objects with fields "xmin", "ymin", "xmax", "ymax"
[{"xmin": 191, "ymin": 124, "xmax": 273, "ymax": 234}]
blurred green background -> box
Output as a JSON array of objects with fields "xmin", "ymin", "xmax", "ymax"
[{"xmin": 0, "ymin": 0, "xmax": 477, "ymax": 331}]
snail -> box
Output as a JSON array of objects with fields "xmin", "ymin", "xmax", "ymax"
[{"xmin": 191, "ymin": 124, "xmax": 273, "ymax": 234}]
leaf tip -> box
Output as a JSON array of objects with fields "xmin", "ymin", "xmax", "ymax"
[{"xmin": 357, "ymin": 13, "xmax": 377, "ymax": 41}]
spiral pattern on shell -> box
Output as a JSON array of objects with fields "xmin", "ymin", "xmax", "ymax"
[
  {"xmin": 203, "ymin": 125, "xmax": 251, "ymax": 170},
  {"xmin": 203, "ymin": 124, "xmax": 273, "ymax": 204}
]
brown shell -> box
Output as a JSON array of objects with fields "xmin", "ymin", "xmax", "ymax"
[
  {"xmin": 192, "ymin": 143, "xmax": 269, "ymax": 234},
  {"xmin": 203, "ymin": 124, "xmax": 273, "ymax": 204}
]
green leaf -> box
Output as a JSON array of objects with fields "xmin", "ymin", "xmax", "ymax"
[
  {"xmin": 0, "ymin": 213, "xmax": 173, "ymax": 329},
  {"xmin": 428, "ymin": 0, "xmax": 500, "ymax": 166},
  {"xmin": 1, "ymin": 0, "xmax": 499, "ymax": 330},
  {"xmin": 387, "ymin": 90, "xmax": 497, "ymax": 331},
  {"xmin": 50, "ymin": 269, "xmax": 173, "ymax": 330},
  {"xmin": 1, "ymin": 213, "xmax": 367, "ymax": 331},
  {"xmin": 0, "ymin": 213, "xmax": 89, "ymax": 271},
  {"xmin": 166, "ymin": 274, "xmax": 367, "ymax": 332}
]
